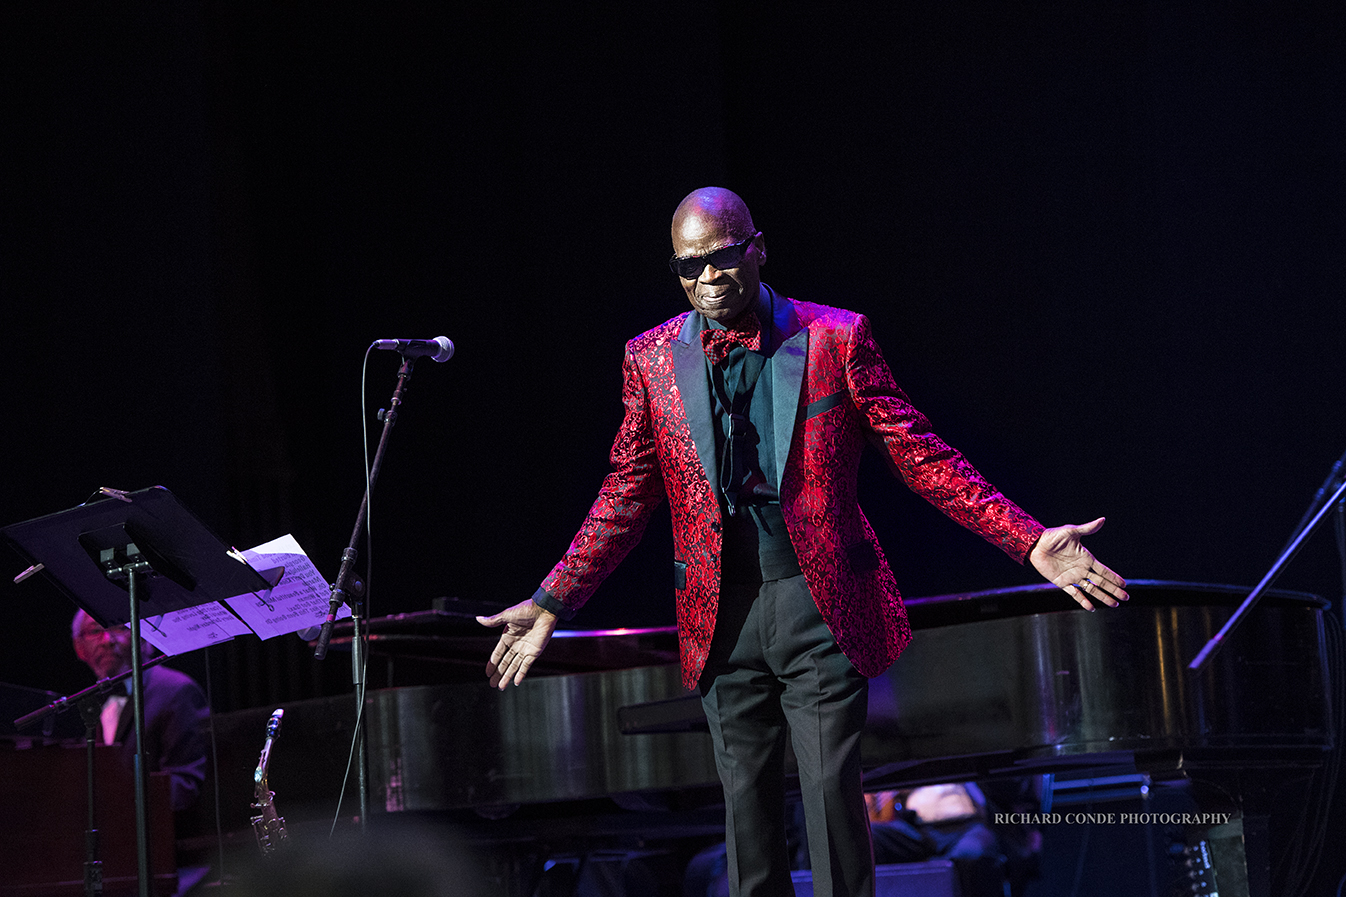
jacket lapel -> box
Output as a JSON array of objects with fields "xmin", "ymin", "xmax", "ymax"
[
  {"xmin": 768, "ymin": 291, "xmax": 806, "ymax": 492},
  {"xmin": 671, "ymin": 288, "xmax": 807, "ymax": 496},
  {"xmin": 672, "ymin": 313, "xmax": 720, "ymax": 490}
]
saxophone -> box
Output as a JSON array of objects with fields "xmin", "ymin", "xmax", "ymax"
[{"xmin": 250, "ymin": 708, "xmax": 289, "ymax": 854}]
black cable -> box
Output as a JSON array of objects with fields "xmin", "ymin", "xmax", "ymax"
[{"xmin": 329, "ymin": 347, "xmax": 375, "ymax": 836}]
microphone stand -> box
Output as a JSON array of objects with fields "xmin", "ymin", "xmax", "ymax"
[
  {"xmin": 1190, "ymin": 449, "xmax": 1346, "ymax": 671},
  {"xmin": 15, "ymin": 653, "xmax": 172, "ymax": 732},
  {"xmin": 1280, "ymin": 447, "xmax": 1346, "ymax": 628},
  {"xmin": 76, "ymin": 695, "xmax": 103, "ymax": 897},
  {"xmin": 312, "ymin": 353, "xmax": 418, "ymax": 830}
]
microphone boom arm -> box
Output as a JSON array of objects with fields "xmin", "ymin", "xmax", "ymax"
[{"xmin": 313, "ymin": 354, "xmax": 415, "ymax": 660}]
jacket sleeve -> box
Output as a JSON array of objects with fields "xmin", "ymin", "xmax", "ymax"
[
  {"xmin": 845, "ymin": 313, "xmax": 1044, "ymax": 562},
  {"xmin": 140, "ymin": 669, "xmax": 209, "ymax": 814},
  {"xmin": 535, "ymin": 347, "xmax": 668, "ymax": 617}
]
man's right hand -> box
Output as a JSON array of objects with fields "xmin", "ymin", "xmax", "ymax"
[{"xmin": 476, "ymin": 599, "xmax": 558, "ymax": 689}]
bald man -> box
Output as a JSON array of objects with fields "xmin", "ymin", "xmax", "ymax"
[{"xmin": 479, "ymin": 187, "xmax": 1127, "ymax": 897}]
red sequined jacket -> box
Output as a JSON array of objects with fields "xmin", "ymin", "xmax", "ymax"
[{"xmin": 537, "ymin": 289, "xmax": 1044, "ymax": 689}]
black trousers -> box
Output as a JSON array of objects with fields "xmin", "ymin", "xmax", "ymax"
[{"xmin": 699, "ymin": 574, "xmax": 874, "ymax": 897}]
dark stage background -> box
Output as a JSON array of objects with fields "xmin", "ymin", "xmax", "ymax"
[{"xmin": 2, "ymin": 1, "xmax": 1343, "ymax": 891}]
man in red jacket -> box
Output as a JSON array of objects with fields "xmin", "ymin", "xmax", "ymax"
[{"xmin": 480, "ymin": 187, "xmax": 1127, "ymax": 897}]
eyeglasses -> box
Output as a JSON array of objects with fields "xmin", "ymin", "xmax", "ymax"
[
  {"xmin": 668, "ymin": 234, "xmax": 758, "ymax": 279},
  {"xmin": 75, "ymin": 626, "xmax": 127, "ymax": 643}
]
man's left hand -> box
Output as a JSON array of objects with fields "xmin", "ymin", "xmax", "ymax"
[{"xmin": 1029, "ymin": 517, "xmax": 1129, "ymax": 610}]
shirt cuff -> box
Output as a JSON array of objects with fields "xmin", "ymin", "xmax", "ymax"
[{"xmin": 532, "ymin": 587, "xmax": 576, "ymax": 620}]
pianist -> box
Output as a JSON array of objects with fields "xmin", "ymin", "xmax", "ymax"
[
  {"xmin": 72, "ymin": 609, "xmax": 211, "ymax": 894},
  {"xmin": 478, "ymin": 186, "xmax": 1128, "ymax": 897}
]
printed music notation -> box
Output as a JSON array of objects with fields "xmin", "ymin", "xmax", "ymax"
[{"xmin": 136, "ymin": 534, "xmax": 348, "ymax": 655}]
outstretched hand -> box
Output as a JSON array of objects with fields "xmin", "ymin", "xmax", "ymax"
[
  {"xmin": 476, "ymin": 599, "xmax": 559, "ymax": 689},
  {"xmin": 1029, "ymin": 517, "xmax": 1129, "ymax": 610}
]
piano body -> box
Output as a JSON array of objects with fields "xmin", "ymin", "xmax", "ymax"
[{"xmin": 206, "ymin": 581, "xmax": 1337, "ymax": 896}]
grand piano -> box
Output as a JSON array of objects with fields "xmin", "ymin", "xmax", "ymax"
[{"xmin": 207, "ymin": 581, "xmax": 1339, "ymax": 896}]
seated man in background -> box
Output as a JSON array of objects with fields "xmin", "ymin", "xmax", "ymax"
[
  {"xmin": 72, "ymin": 609, "xmax": 211, "ymax": 893},
  {"xmin": 686, "ymin": 780, "xmax": 1041, "ymax": 897},
  {"xmin": 869, "ymin": 780, "xmax": 1042, "ymax": 897}
]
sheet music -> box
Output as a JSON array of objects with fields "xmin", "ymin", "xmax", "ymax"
[
  {"xmin": 138, "ymin": 601, "xmax": 254, "ymax": 654},
  {"xmin": 135, "ymin": 534, "xmax": 343, "ymax": 654},
  {"xmin": 226, "ymin": 534, "xmax": 349, "ymax": 640}
]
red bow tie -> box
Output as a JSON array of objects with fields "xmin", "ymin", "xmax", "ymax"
[{"xmin": 700, "ymin": 317, "xmax": 762, "ymax": 365}]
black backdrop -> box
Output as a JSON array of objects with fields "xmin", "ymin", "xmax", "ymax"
[
  {"xmin": 2, "ymin": 0, "xmax": 1343, "ymax": 855},
  {"xmin": 3, "ymin": 0, "xmax": 1343, "ymax": 696}
]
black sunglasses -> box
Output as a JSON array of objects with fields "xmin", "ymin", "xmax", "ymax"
[{"xmin": 668, "ymin": 234, "xmax": 759, "ymax": 279}]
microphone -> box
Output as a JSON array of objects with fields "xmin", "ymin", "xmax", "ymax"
[{"xmin": 371, "ymin": 336, "xmax": 455, "ymax": 362}]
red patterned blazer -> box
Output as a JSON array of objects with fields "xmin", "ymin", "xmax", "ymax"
[{"xmin": 536, "ymin": 286, "xmax": 1044, "ymax": 689}]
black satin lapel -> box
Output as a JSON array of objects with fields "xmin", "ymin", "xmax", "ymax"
[
  {"xmin": 115, "ymin": 696, "xmax": 133, "ymax": 743},
  {"xmin": 672, "ymin": 336, "xmax": 719, "ymax": 490},
  {"xmin": 771, "ymin": 326, "xmax": 807, "ymax": 492}
]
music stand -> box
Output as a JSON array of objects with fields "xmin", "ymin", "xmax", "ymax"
[{"xmin": 2, "ymin": 486, "xmax": 269, "ymax": 897}]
